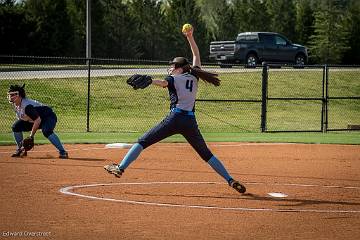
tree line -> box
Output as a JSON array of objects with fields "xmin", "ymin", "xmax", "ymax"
[{"xmin": 1, "ymin": 0, "xmax": 359, "ymax": 64}]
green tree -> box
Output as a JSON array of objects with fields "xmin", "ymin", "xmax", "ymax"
[
  {"xmin": 87, "ymin": 0, "xmax": 108, "ymax": 58},
  {"xmin": 294, "ymin": 0, "xmax": 314, "ymax": 45},
  {"xmin": 197, "ymin": 0, "xmax": 236, "ymax": 41},
  {"xmin": 233, "ymin": 0, "xmax": 270, "ymax": 33},
  {"xmin": 24, "ymin": 0, "xmax": 75, "ymax": 56},
  {"xmin": 232, "ymin": 0, "xmax": 250, "ymax": 33},
  {"xmin": 265, "ymin": 0, "xmax": 296, "ymax": 40},
  {"xmin": 309, "ymin": 1, "xmax": 350, "ymax": 63},
  {"xmin": 343, "ymin": 0, "xmax": 360, "ymax": 64},
  {"xmin": 101, "ymin": 0, "xmax": 139, "ymax": 59},
  {"xmin": 0, "ymin": 0, "xmax": 34, "ymax": 55},
  {"xmin": 196, "ymin": 0, "xmax": 217, "ymax": 39},
  {"xmin": 127, "ymin": 0, "xmax": 167, "ymax": 60},
  {"xmin": 66, "ymin": 0, "xmax": 86, "ymax": 57},
  {"xmin": 215, "ymin": 1, "xmax": 236, "ymax": 40},
  {"xmin": 162, "ymin": 0, "xmax": 208, "ymax": 61}
]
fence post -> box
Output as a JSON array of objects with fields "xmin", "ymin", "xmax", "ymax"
[
  {"xmin": 261, "ymin": 62, "xmax": 268, "ymax": 132},
  {"xmin": 86, "ymin": 59, "xmax": 91, "ymax": 132},
  {"xmin": 321, "ymin": 65, "xmax": 325, "ymax": 132},
  {"xmin": 323, "ymin": 64, "xmax": 329, "ymax": 133},
  {"xmin": 320, "ymin": 65, "xmax": 326, "ymax": 132}
]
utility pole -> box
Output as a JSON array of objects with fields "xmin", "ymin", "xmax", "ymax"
[{"xmin": 86, "ymin": 0, "xmax": 91, "ymax": 60}]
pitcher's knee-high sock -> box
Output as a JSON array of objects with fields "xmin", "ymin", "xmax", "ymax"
[
  {"xmin": 207, "ymin": 155, "xmax": 232, "ymax": 182},
  {"xmin": 118, "ymin": 143, "xmax": 143, "ymax": 170},
  {"xmin": 13, "ymin": 132, "xmax": 23, "ymax": 150},
  {"xmin": 47, "ymin": 133, "xmax": 66, "ymax": 153}
]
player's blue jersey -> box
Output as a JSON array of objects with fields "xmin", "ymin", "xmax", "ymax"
[
  {"xmin": 165, "ymin": 72, "xmax": 198, "ymax": 112},
  {"xmin": 11, "ymin": 98, "xmax": 54, "ymax": 122}
]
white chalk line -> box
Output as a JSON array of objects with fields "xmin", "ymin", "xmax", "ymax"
[
  {"xmin": 248, "ymin": 182, "xmax": 360, "ymax": 190},
  {"xmin": 59, "ymin": 181, "xmax": 360, "ymax": 213}
]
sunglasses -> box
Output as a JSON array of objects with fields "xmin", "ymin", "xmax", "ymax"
[{"xmin": 8, "ymin": 91, "xmax": 19, "ymax": 97}]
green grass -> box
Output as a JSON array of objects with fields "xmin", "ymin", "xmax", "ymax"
[{"xmin": 0, "ymin": 68, "xmax": 359, "ymax": 144}]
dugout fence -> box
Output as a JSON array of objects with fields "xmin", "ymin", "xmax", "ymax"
[{"xmin": 0, "ymin": 56, "xmax": 359, "ymax": 133}]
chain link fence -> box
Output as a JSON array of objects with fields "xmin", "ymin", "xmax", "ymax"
[
  {"xmin": 263, "ymin": 64, "xmax": 360, "ymax": 132},
  {"xmin": 326, "ymin": 66, "xmax": 360, "ymax": 131},
  {"xmin": 0, "ymin": 56, "xmax": 359, "ymax": 134},
  {"xmin": 265, "ymin": 66, "xmax": 325, "ymax": 132}
]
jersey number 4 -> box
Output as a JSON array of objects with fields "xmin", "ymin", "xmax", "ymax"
[{"xmin": 186, "ymin": 80, "xmax": 193, "ymax": 92}]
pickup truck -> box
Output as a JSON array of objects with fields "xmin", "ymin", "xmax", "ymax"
[{"xmin": 209, "ymin": 32, "xmax": 308, "ymax": 67}]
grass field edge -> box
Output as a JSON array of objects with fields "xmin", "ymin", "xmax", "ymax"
[{"xmin": 0, "ymin": 132, "xmax": 359, "ymax": 145}]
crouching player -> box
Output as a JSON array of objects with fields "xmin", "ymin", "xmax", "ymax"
[{"xmin": 7, "ymin": 84, "xmax": 68, "ymax": 159}]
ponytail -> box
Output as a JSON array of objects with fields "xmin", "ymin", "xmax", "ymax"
[{"xmin": 189, "ymin": 67, "xmax": 220, "ymax": 86}]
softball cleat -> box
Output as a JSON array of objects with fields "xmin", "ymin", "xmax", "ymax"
[
  {"xmin": 11, "ymin": 148, "xmax": 27, "ymax": 157},
  {"xmin": 59, "ymin": 151, "xmax": 69, "ymax": 159},
  {"xmin": 229, "ymin": 179, "xmax": 246, "ymax": 194},
  {"xmin": 104, "ymin": 163, "xmax": 124, "ymax": 178}
]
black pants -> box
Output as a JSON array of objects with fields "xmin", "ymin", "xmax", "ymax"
[
  {"xmin": 138, "ymin": 111, "xmax": 213, "ymax": 161},
  {"xmin": 12, "ymin": 114, "xmax": 57, "ymax": 138}
]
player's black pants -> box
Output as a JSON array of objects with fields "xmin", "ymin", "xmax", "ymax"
[
  {"xmin": 138, "ymin": 111, "xmax": 213, "ymax": 161},
  {"xmin": 12, "ymin": 114, "xmax": 57, "ymax": 138}
]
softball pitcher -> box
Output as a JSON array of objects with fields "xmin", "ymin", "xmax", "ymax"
[
  {"xmin": 7, "ymin": 84, "xmax": 68, "ymax": 159},
  {"xmin": 105, "ymin": 26, "xmax": 246, "ymax": 194}
]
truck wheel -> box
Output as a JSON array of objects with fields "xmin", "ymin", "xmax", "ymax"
[
  {"xmin": 295, "ymin": 54, "xmax": 306, "ymax": 66},
  {"xmin": 246, "ymin": 54, "xmax": 258, "ymax": 68}
]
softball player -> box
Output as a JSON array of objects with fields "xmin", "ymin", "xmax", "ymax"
[
  {"xmin": 7, "ymin": 84, "xmax": 68, "ymax": 159},
  {"xmin": 105, "ymin": 27, "xmax": 246, "ymax": 193}
]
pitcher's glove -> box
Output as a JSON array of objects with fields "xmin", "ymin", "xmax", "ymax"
[
  {"xmin": 22, "ymin": 136, "xmax": 34, "ymax": 151},
  {"xmin": 127, "ymin": 74, "xmax": 152, "ymax": 90}
]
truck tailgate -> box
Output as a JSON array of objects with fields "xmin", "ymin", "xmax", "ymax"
[{"xmin": 210, "ymin": 41, "xmax": 235, "ymax": 54}]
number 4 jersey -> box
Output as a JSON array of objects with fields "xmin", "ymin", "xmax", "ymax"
[{"xmin": 165, "ymin": 72, "xmax": 199, "ymax": 112}]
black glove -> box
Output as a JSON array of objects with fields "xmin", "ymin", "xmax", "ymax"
[
  {"xmin": 22, "ymin": 136, "xmax": 34, "ymax": 151},
  {"xmin": 127, "ymin": 74, "xmax": 153, "ymax": 90}
]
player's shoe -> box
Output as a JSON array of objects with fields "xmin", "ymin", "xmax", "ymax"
[
  {"xmin": 11, "ymin": 148, "xmax": 27, "ymax": 157},
  {"xmin": 104, "ymin": 163, "xmax": 124, "ymax": 178},
  {"xmin": 229, "ymin": 179, "xmax": 246, "ymax": 194},
  {"xmin": 59, "ymin": 151, "xmax": 69, "ymax": 159}
]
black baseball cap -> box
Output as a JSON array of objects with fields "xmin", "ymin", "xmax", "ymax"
[{"xmin": 169, "ymin": 57, "xmax": 190, "ymax": 68}]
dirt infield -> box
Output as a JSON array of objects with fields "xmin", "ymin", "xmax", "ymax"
[{"xmin": 0, "ymin": 143, "xmax": 359, "ymax": 240}]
